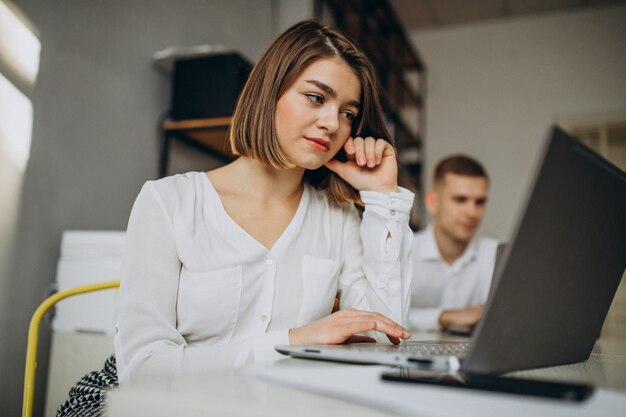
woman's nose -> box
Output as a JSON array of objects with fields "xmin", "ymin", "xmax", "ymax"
[{"xmin": 316, "ymin": 108, "xmax": 339, "ymax": 133}]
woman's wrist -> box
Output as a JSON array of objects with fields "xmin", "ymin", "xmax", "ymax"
[
  {"xmin": 368, "ymin": 184, "xmax": 399, "ymax": 194},
  {"xmin": 360, "ymin": 181, "xmax": 399, "ymax": 194}
]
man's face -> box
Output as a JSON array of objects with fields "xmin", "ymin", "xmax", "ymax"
[{"xmin": 428, "ymin": 173, "xmax": 489, "ymax": 244}]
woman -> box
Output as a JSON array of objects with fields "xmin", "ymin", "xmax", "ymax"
[{"xmin": 114, "ymin": 19, "xmax": 414, "ymax": 384}]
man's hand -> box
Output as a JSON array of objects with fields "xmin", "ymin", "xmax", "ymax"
[{"xmin": 438, "ymin": 304, "xmax": 484, "ymax": 330}]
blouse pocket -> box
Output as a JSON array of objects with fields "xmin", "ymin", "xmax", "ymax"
[
  {"xmin": 177, "ymin": 265, "xmax": 242, "ymax": 343},
  {"xmin": 296, "ymin": 256, "xmax": 341, "ymax": 325}
]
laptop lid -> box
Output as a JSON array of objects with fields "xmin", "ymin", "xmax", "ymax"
[{"xmin": 462, "ymin": 126, "xmax": 626, "ymax": 375}]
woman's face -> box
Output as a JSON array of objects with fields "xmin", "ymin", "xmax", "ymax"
[{"xmin": 275, "ymin": 57, "xmax": 361, "ymax": 170}]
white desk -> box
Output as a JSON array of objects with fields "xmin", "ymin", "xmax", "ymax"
[{"xmin": 106, "ymin": 337, "xmax": 626, "ymax": 417}]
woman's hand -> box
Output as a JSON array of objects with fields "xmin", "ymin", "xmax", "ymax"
[
  {"xmin": 325, "ymin": 137, "xmax": 398, "ymax": 193},
  {"xmin": 288, "ymin": 308, "xmax": 411, "ymax": 345}
]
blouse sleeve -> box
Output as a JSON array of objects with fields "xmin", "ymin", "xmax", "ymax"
[
  {"xmin": 114, "ymin": 183, "xmax": 288, "ymax": 385},
  {"xmin": 337, "ymin": 187, "xmax": 414, "ymax": 327}
]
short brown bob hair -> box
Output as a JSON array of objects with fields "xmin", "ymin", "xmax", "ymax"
[{"xmin": 229, "ymin": 19, "xmax": 393, "ymax": 205}]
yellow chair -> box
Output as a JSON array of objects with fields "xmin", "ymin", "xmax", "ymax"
[{"xmin": 22, "ymin": 280, "xmax": 120, "ymax": 417}]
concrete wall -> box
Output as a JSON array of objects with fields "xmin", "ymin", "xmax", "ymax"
[
  {"xmin": 409, "ymin": 5, "xmax": 626, "ymax": 241},
  {"xmin": 1, "ymin": 1, "xmax": 277, "ymax": 415},
  {"xmin": 274, "ymin": 0, "xmax": 315, "ymax": 33}
]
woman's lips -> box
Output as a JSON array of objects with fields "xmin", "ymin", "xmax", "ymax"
[{"xmin": 304, "ymin": 137, "xmax": 330, "ymax": 152}]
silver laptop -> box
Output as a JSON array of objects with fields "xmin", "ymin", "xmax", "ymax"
[{"xmin": 276, "ymin": 126, "xmax": 626, "ymax": 375}]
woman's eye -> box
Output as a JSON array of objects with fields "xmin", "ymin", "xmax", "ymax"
[
  {"xmin": 305, "ymin": 94, "xmax": 323, "ymax": 104},
  {"xmin": 342, "ymin": 111, "xmax": 356, "ymax": 122}
]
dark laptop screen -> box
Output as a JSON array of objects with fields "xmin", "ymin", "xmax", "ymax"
[{"xmin": 464, "ymin": 126, "xmax": 626, "ymax": 375}]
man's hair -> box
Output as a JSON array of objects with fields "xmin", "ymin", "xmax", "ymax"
[
  {"xmin": 229, "ymin": 19, "xmax": 392, "ymax": 205},
  {"xmin": 433, "ymin": 154, "xmax": 489, "ymax": 186}
]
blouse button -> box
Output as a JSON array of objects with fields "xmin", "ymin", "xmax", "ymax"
[
  {"xmin": 389, "ymin": 198, "xmax": 396, "ymax": 205},
  {"xmin": 390, "ymin": 209, "xmax": 396, "ymax": 216},
  {"xmin": 261, "ymin": 315, "xmax": 268, "ymax": 322},
  {"xmin": 266, "ymin": 259, "xmax": 274, "ymax": 265}
]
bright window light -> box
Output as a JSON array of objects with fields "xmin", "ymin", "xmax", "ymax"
[
  {"xmin": 0, "ymin": 72, "xmax": 33, "ymax": 171},
  {"xmin": 0, "ymin": 0, "xmax": 40, "ymax": 86}
]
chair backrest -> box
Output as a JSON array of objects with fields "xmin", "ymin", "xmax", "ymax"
[{"xmin": 22, "ymin": 280, "xmax": 120, "ymax": 417}]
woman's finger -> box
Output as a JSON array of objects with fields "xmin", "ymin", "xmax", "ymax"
[
  {"xmin": 350, "ymin": 310, "xmax": 410, "ymax": 339},
  {"xmin": 289, "ymin": 308, "xmax": 411, "ymax": 346},
  {"xmin": 386, "ymin": 335, "xmax": 401, "ymax": 345},
  {"xmin": 344, "ymin": 335, "xmax": 377, "ymax": 344},
  {"xmin": 374, "ymin": 138, "xmax": 387, "ymax": 165},
  {"xmin": 352, "ymin": 136, "xmax": 366, "ymax": 166},
  {"xmin": 343, "ymin": 319, "xmax": 378, "ymax": 336},
  {"xmin": 343, "ymin": 137, "xmax": 356, "ymax": 159},
  {"xmin": 364, "ymin": 136, "xmax": 377, "ymax": 167}
]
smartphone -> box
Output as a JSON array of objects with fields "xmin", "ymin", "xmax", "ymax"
[{"xmin": 382, "ymin": 368, "xmax": 594, "ymax": 402}]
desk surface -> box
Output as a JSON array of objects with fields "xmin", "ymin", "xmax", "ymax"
[{"xmin": 106, "ymin": 337, "xmax": 626, "ymax": 417}]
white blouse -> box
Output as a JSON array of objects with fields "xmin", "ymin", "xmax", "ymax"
[{"xmin": 114, "ymin": 172, "xmax": 414, "ymax": 384}]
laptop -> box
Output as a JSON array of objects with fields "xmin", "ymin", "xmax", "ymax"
[{"xmin": 276, "ymin": 126, "xmax": 626, "ymax": 376}]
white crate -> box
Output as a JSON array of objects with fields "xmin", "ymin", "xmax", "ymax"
[{"xmin": 52, "ymin": 230, "xmax": 125, "ymax": 335}]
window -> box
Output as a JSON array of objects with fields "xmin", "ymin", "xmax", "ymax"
[
  {"xmin": 0, "ymin": 0, "xmax": 40, "ymax": 172},
  {"xmin": 559, "ymin": 111, "xmax": 626, "ymax": 339},
  {"xmin": 0, "ymin": 0, "xmax": 40, "ymax": 301}
]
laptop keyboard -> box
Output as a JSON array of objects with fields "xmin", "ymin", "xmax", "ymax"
[{"xmin": 352, "ymin": 341, "xmax": 471, "ymax": 356}]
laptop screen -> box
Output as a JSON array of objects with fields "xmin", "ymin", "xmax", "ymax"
[{"xmin": 463, "ymin": 126, "xmax": 626, "ymax": 375}]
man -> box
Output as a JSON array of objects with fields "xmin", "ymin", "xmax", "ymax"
[{"xmin": 410, "ymin": 154, "xmax": 499, "ymax": 332}]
